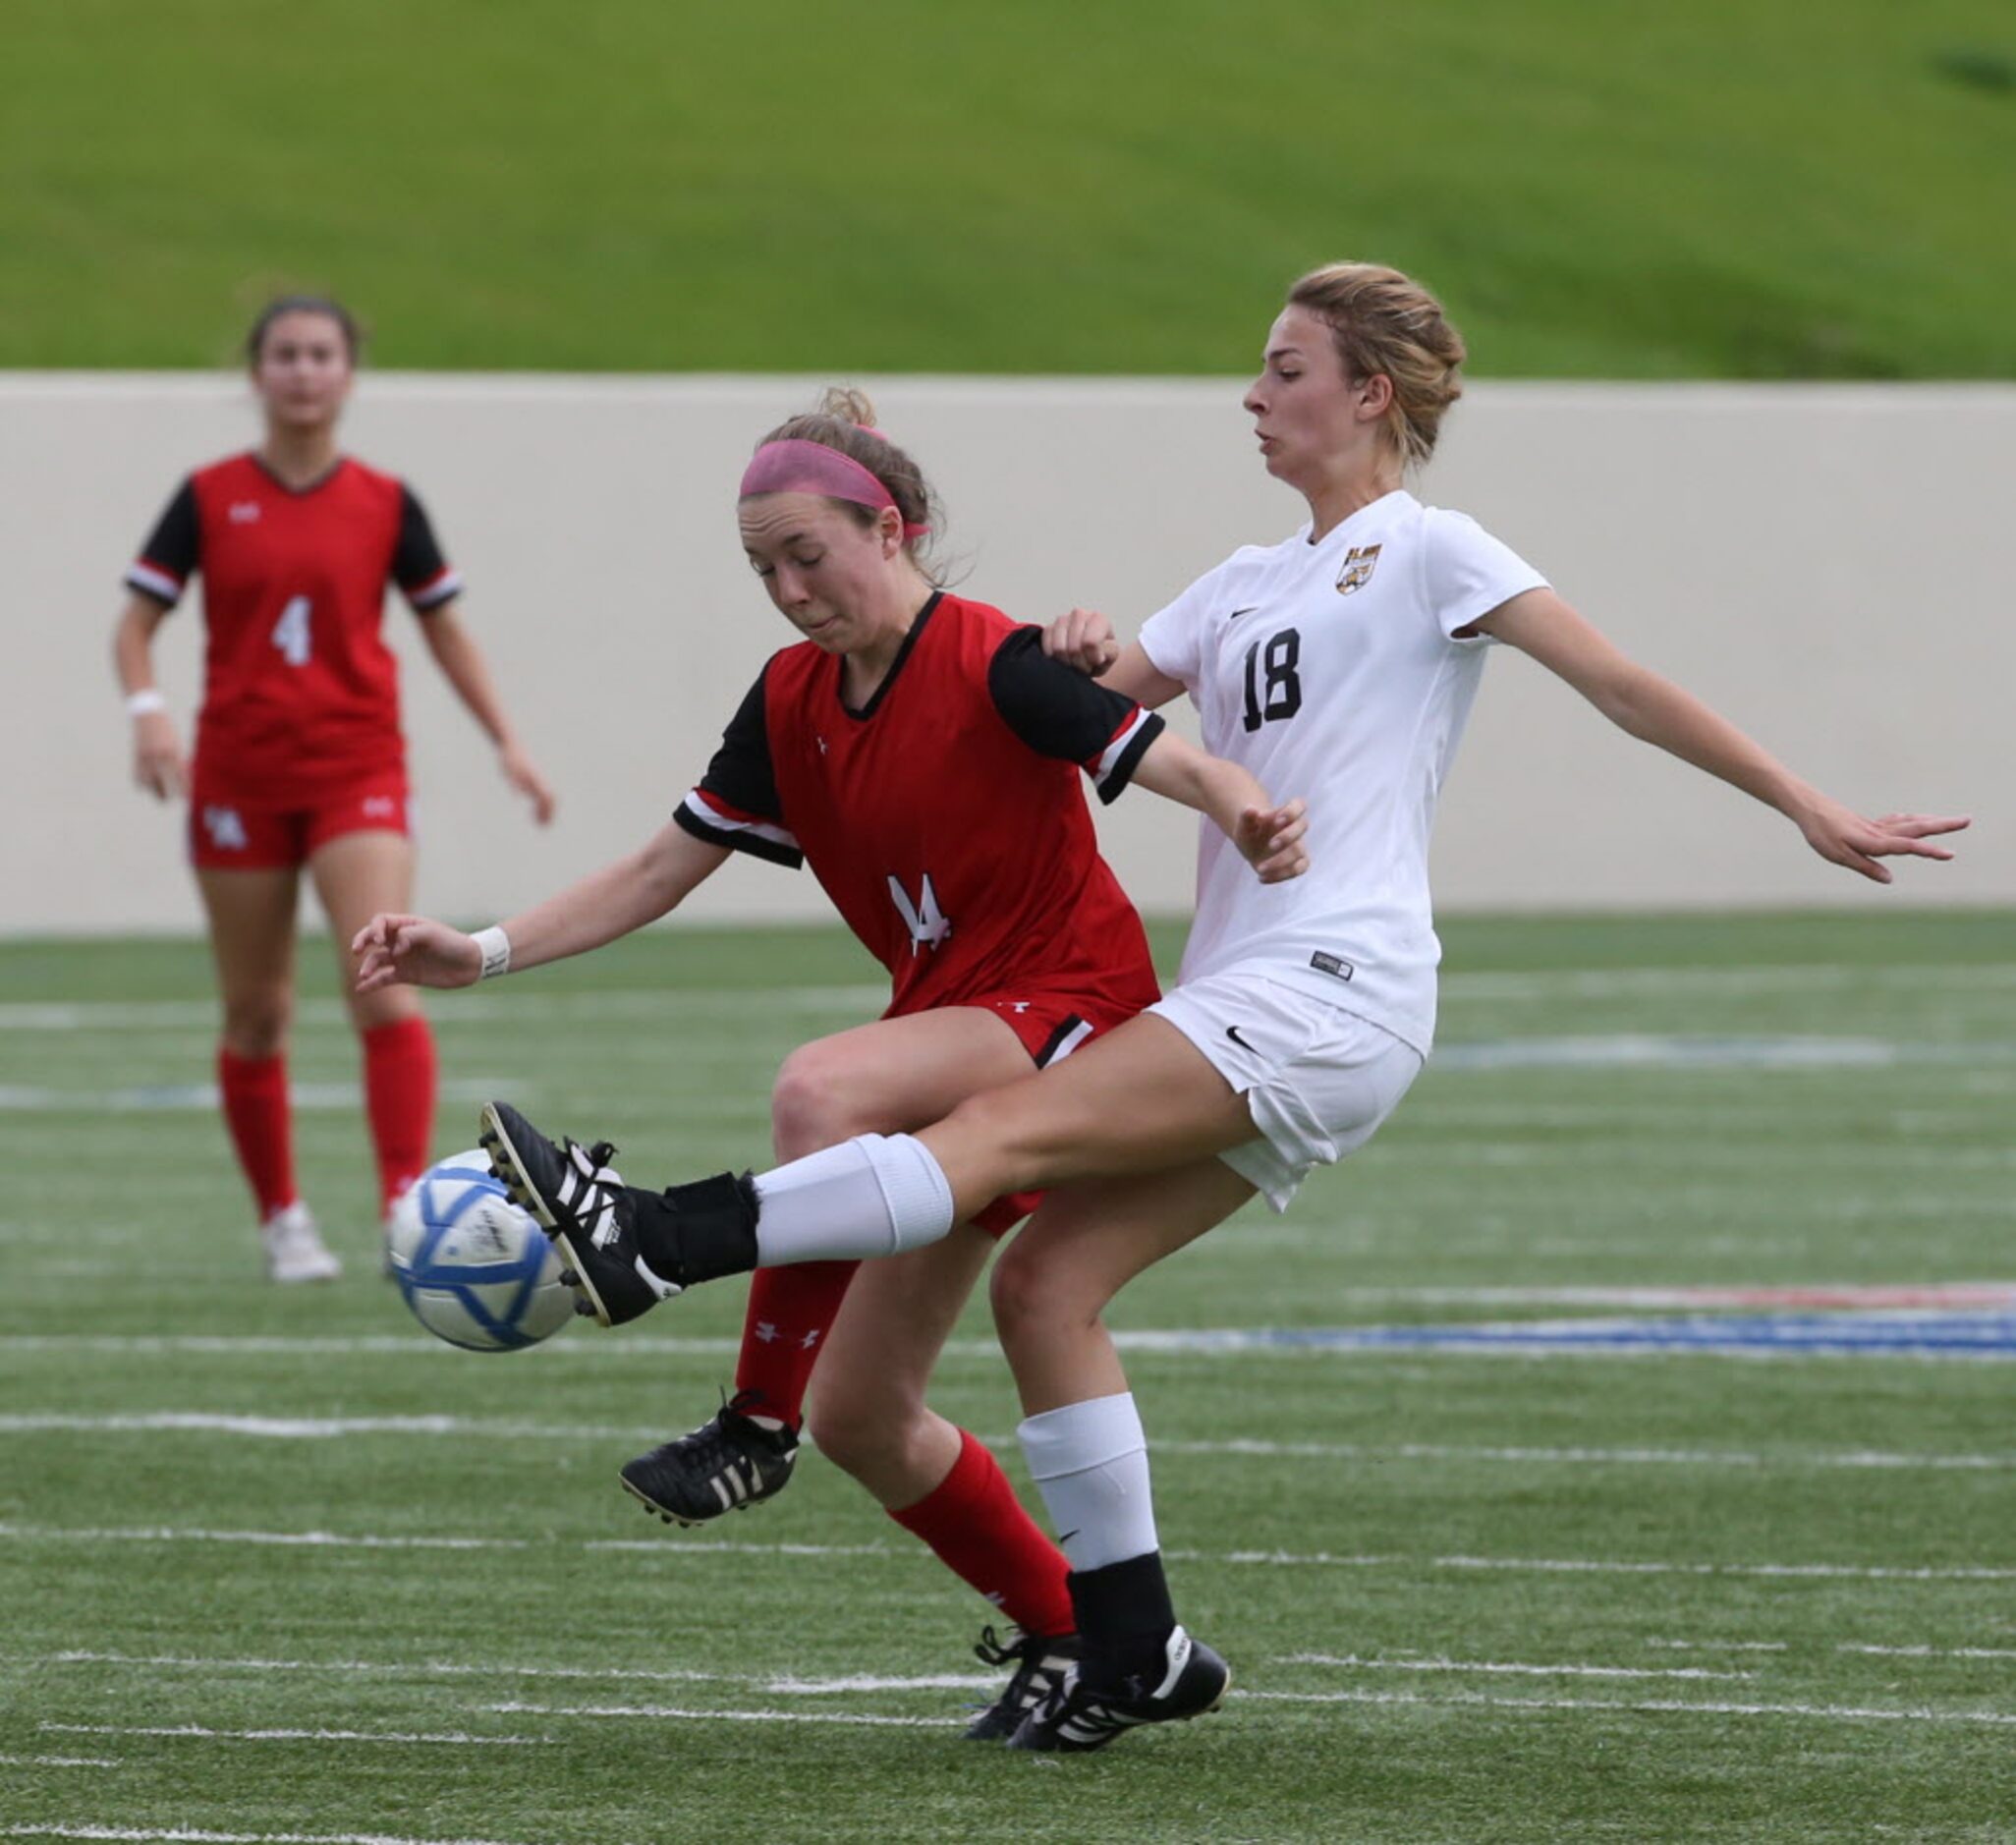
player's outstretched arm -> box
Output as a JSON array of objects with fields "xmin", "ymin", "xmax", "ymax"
[
  {"xmin": 1130, "ymin": 730, "xmax": 1310, "ymax": 883},
  {"xmin": 353, "ymin": 820, "xmax": 731, "ymax": 992},
  {"xmin": 1476, "ymin": 587, "xmax": 1969, "ymax": 883},
  {"xmin": 417, "ymin": 607, "xmax": 557, "ymax": 824}
]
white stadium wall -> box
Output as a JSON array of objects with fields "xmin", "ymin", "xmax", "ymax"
[{"xmin": 1, "ymin": 373, "xmax": 2007, "ymax": 935}]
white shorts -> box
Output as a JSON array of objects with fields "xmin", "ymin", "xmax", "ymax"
[{"xmin": 1148, "ymin": 969, "xmax": 1424, "ymax": 1211}]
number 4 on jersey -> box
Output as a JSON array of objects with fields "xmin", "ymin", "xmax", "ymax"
[
  {"xmin": 271, "ymin": 594, "xmax": 313, "ymax": 667},
  {"xmin": 888, "ymin": 871, "xmax": 952, "ymax": 955}
]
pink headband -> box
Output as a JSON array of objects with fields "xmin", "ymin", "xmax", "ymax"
[{"xmin": 739, "ymin": 437, "xmax": 929, "ymax": 540}]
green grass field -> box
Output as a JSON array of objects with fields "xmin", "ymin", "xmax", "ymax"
[
  {"xmin": 6, "ymin": 1, "xmax": 2014, "ymax": 376},
  {"xmin": 1, "ymin": 912, "xmax": 2013, "ymax": 1843}
]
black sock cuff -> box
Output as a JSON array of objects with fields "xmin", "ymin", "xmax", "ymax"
[
  {"xmin": 628, "ymin": 1172, "xmax": 759, "ymax": 1285},
  {"xmin": 1067, "ymin": 1551, "xmax": 1175, "ymax": 1645}
]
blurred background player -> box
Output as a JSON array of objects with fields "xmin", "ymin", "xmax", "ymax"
[
  {"xmin": 476, "ymin": 263, "xmax": 1968, "ymax": 1749},
  {"xmin": 113, "ymin": 295, "xmax": 556, "ymax": 1282},
  {"xmin": 354, "ymin": 388, "xmax": 1305, "ymax": 1736}
]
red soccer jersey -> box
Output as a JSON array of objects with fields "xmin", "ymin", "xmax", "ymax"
[
  {"xmin": 676, "ymin": 592, "xmax": 1164, "ymax": 1023},
  {"xmin": 127, "ymin": 452, "xmax": 462, "ymax": 801}
]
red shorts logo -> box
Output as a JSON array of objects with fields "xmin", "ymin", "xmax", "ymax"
[{"xmin": 202, "ymin": 806, "xmax": 249, "ymax": 851}]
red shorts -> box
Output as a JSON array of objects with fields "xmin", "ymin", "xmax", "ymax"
[
  {"xmin": 965, "ymin": 990, "xmax": 1141, "ymax": 1239},
  {"xmin": 188, "ymin": 769, "xmax": 413, "ymax": 870}
]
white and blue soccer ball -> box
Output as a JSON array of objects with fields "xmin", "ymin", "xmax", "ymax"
[{"xmin": 386, "ymin": 1149, "xmax": 575, "ymax": 1352}]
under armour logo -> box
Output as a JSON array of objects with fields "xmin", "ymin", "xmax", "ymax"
[
  {"xmin": 362, "ymin": 796, "xmax": 398, "ymax": 820},
  {"xmin": 228, "ymin": 501, "xmax": 262, "ymax": 524},
  {"xmin": 755, "ymin": 1320, "xmax": 779, "ymax": 1343},
  {"xmin": 1010, "ymin": 1002, "xmax": 1031, "ymax": 1014},
  {"xmin": 800, "ymin": 1329, "xmax": 821, "ymax": 1351},
  {"xmin": 815, "ymin": 735, "xmax": 829, "ymax": 755},
  {"xmin": 202, "ymin": 806, "xmax": 249, "ymax": 851}
]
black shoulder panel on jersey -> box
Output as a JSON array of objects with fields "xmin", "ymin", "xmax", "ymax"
[
  {"xmin": 128, "ymin": 477, "xmax": 200, "ymax": 603},
  {"xmin": 395, "ymin": 485, "xmax": 460, "ymax": 608},
  {"xmin": 986, "ymin": 626, "xmax": 1165, "ymax": 801},
  {"xmin": 696, "ymin": 663, "xmax": 788, "ymax": 828}
]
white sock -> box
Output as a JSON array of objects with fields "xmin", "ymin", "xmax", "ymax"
[
  {"xmin": 750, "ymin": 1133, "xmax": 956, "ymax": 1264},
  {"xmin": 1017, "ymin": 1392, "xmax": 1159, "ymax": 1574}
]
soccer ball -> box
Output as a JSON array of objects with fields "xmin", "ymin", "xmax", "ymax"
[{"xmin": 386, "ymin": 1149, "xmax": 575, "ymax": 1352}]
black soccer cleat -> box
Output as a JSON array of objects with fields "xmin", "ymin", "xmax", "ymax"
[
  {"xmin": 966, "ymin": 1625, "xmax": 1083, "ymax": 1743},
  {"xmin": 478, "ymin": 1100, "xmax": 679, "ymax": 1327},
  {"xmin": 1008, "ymin": 1625, "xmax": 1230, "ymax": 1753},
  {"xmin": 618, "ymin": 1391, "xmax": 802, "ymax": 1527}
]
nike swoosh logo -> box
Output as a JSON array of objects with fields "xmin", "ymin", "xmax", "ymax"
[
  {"xmin": 1228, "ymin": 606, "xmax": 1259, "ymax": 621},
  {"xmin": 1225, "ymin": 1026, "xmax": 1257, "ymax": 1053}
]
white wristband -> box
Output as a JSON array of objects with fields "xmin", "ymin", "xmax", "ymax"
[
  {"xmin": 126, "ymin": 689, "xmax": 167, "ymax": 718},
  {"xmin": 472, "ymin": 926, "xmax": 512, "ymax": 981}
]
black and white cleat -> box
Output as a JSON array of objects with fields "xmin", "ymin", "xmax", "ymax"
[
  {"xmin": 478, "ymin": 1100, "xmax": 679, "ymax": 1327},
  {"xmin": 1009, "ymin": 1626, "xmax": 1229, "ymax": 1753}
]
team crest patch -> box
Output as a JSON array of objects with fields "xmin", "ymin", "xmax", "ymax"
[{"xmin": 1335, "ymin": 543, "xmax": 1381, "ymax": 595}]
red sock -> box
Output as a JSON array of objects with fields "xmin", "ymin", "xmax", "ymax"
[
  {"xmin": 217, "ymin": 1046, "xmax": 295, "ymax": 1220},
  {"xmin": 888, "ymin": 1428, "xmax": 1075, "ymax": 1638},
  {"xmin": 734, "ymin": 1261, "xmax": 858, "ymax": 1425},
  {"xmin": 362, "ymin": 1016, "xmax": 436, "ymax": 1214}
]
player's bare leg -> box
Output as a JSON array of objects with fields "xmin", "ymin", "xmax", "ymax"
[
  {"xmin": 310, "ymin": 828, "xmax": 434, "ymax": 1224},
  {"xmin": 988, "ymin": 1160, "xmax": 1257, "ymax": 1750},
  {"xmin": 196, "ymin": 865, "xmax": 335, "ymax": 1281},
  {"xmin": 921, "ymin": 1014, "xmax": 1257, "ymax": 1216},
  {"xmin": 812, "ymin": 1225, "xmax": 1087, "ymax": 1737},
  {"xmin": 803, "ymin": 1225, "xmax": 993, "ymax": 1506},
  {"xmin": 540, "ymin": 1011, "xmax": 1257, "ymax": 1296},
  {"xmin": 615, "ymin": 1007, "xmax": 1037, "ymax": 1522},
  {"xmin": 990, "ymin": 1157, "xmax": 1257, "ymax": 1414}
]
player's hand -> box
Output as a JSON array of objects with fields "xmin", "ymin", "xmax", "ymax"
[
  {"xmin": 1043, "ymin": 607, "xmax": 1121, "ymax": 677},
  {"xmin": 1235, "ymin": 799, "xmax": 1310, "ymax": 883},
  {"xmin": 132, "ymin": 710, "xmax": 188, "ymax": 801},
  {"xmin": 352, "ymin": 913, "xmax": 483, "ymax": 991},
  {"xmin": 1793, "ymin": 800, "xmax": 1969, "ymax": 884},
  {"xmin": 500, "ymin": 744, "xmax": 557, "ymax": 825}
]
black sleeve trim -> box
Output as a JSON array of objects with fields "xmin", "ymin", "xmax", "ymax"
[
  {"xmin": 395, "ymin": 485, "xmax": 462, "ymax": 609},
  {"xmin": 674, "ymin": 798, "xmax": 804, "ymax": 869},
  {"xmin": 126, "ymin": 478, "xmax": 200, "ymax": 605},
  {"xmin": 1095, "ymin": 707, "xmax": 1165, "ymax": 806}
]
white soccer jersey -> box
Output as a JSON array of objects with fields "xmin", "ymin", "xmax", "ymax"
[{"xmin": 1139, "ymin": 489, "xmax": 1546, "ymax": 1052}]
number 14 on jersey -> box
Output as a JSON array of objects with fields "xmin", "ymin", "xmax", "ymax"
[{"xmin": 888, "ymin": 872, "xmax": 952, "ymax": 954}]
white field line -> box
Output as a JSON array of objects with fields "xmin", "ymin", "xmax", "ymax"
[
  {"xmin": 39, "ymin": 1723, "xmax": 549, "ymax": 1747},
  {"xmin": 0, "ymin": 987, "xmax": 887, "ymax": 1034},
  {"xmin": 1839, "ymin": 1644, "xmax": 2016, "ymax": 1661},
  {"xmin": 5, "ymin": 1410, "xmax": 2010, "ymax": 1475},
  {"xmin": 2, "ymin": 1829, "xmax": 534, "ymax": 1845},
  {"xmin": 0, "ymin": 1080, "xmax": 511, "ymax": 1115},
  {"xmin": 0, "ymin": 1757, "xmax": 111, "ymax": 1768},
  {"xmin": 1221, "ymin": 1551, "xmax": 2016, "ymax": 1583},
  {"xmin": 1145, "ymin": 1436, "xmax": 2016, "ymax": 1473},
  {"xmin": 1239, "ymin": 1687, "xmax": 2016, "ymax": 1727},
  {"xmin": 485, "ymin": 1700, "xmax": 947, "ymax": 1728},
  {"xmin": 8, "ymin": 964, "xmax": 2015, "ymax": 1035},
  {"xmin": 492, "ymin": 1690, "xmax": 2016, "ymax": 1732},
  {"xmin": 0, "ymin": 1334, "xmax": 746, "ymax": 1357},
  {"xmin": 4, "ymin": 1521, "xmax": 2011, "ymax": 1583},
  {"xmin": 1656, "ymin": 1637, "xmax": 2016, "ymax": 1662},
  {"xmin": 35, "ymin": 1648, "xmax": 995, "ymax": 1695},
  {"xmin": 1282, "ymin": 1651, "xmax": 1753, "ymax": 1682},
  {"xmin": 10, "ymin": 1044, "xmax": 2014, "ymax": 1112},
  {"xmin": 1647, "ymin": 1639, "xmax": 1791, "ymax": 1652}
]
